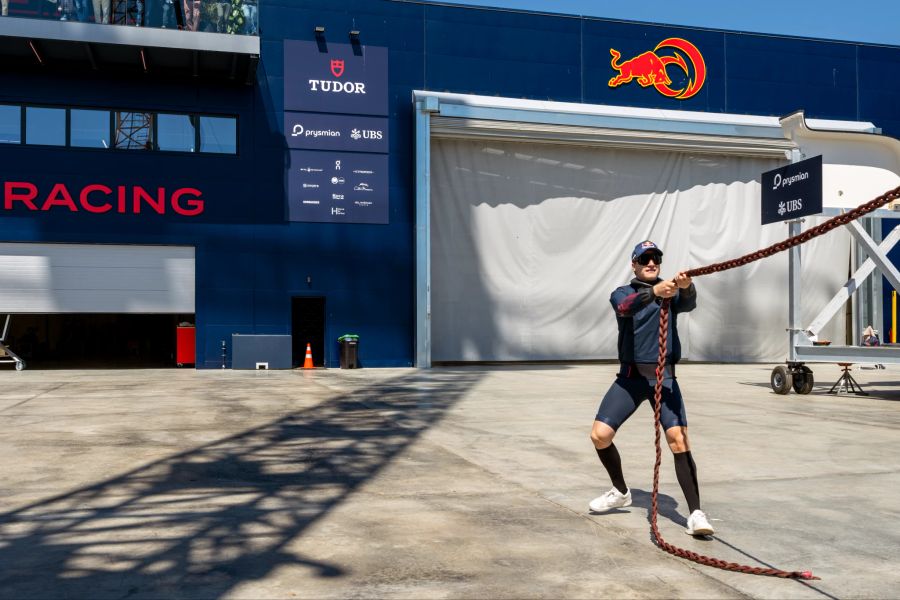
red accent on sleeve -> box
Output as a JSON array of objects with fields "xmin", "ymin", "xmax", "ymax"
[{"xmin": 616, "ymin": 293, "xmax": 641, "ymax": 316}]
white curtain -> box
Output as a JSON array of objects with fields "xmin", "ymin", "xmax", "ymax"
[{"xmin": 431, "ymin": 138, "xmax": 849, "ymax": 362}]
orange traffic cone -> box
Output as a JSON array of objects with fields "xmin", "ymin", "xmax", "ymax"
[{"xmin": 303, "ymin": 343, "xmax": 314, "ymax": 369}]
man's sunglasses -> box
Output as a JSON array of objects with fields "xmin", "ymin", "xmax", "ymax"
[{"xmin": 635, "ymin": 253, "xmax": 662, "ymax": 266}]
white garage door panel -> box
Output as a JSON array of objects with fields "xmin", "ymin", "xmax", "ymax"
[
  {"xmin": 0, "ymin": 243, "xmax": 195, "ymax": 313},
  {"xmin": 431, "ymin": 139, "xmax": 850, "ymax": 362}
]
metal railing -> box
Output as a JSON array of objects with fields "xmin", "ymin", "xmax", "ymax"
[{"xmin": 0, "ymin": 0, "xmax": 258, "ymax": 35}]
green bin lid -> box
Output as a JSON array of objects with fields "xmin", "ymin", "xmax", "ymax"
[{"xmin": 338, "ymin": 334, "xmax": 359, "ymax": 342}]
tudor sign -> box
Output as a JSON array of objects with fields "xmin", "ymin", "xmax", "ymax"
[{"xmin": 284, "ymin": 40, "xmax": 388, "ymax": 116}]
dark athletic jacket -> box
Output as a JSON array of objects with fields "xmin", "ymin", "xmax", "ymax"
[{"xmin": 610, "ymin": 277, "xmax": 697, "ymax": 366}]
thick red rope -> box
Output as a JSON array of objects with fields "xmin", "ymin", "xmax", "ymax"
[{"xmin": 650, "ymin": 183, "xmax": 900, "ymax": 579}]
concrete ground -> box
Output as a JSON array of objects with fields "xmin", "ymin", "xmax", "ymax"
[{"xmin": 0, "ymin": 362, "xmax": 898, "ymax": 599}]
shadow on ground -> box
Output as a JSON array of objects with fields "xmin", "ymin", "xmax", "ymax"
[
  {"xmin": 738, "ymin": 376, "xmax": 900, "ymax": 401},
  {"xmin": 0, "ymin": 370, "xmax": 483, "ymax": 599},
  {"xmin": 630, "ymin": 488, "xmax": 684, "ymax": 528}
]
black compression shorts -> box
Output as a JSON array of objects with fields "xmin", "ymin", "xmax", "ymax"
[{"xmin": 595, "ymin": 365, "xmax": 688, "ymax": 431}]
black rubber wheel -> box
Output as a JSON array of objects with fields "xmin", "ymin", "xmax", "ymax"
[
  {"xmin": 771, "ymin": 365, "xmax": 792, "ymax": 394},
  {"xmin": 792, "ymin": 366, "xmax": 814, "ymax": 394}
]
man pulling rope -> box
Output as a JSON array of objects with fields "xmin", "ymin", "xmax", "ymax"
[
  {"xmin": 590, "ymin": 183, "xmax": 900, "ymax": 579},
  {"xmin": 589, "ymin": 240, "xmax": 713, "ymax": 536}
]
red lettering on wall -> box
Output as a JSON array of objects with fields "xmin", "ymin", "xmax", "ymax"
[
  {"xmin": 133, "ymin": 186, "xmax": 166, "ymax": 214},
  {"xmin": 79, "ymin": 184, "xmax": 113, "ymax": 214},
  {"xmin": 41, "ymin": 184, "xmax": 78, "ymax": 212},
  {"xmin": 117, "ymin": 186, "xmax": 127, "ymax": 214},
  {"xmin": 172, "ymin": 188, "xmax": 204, "ymax": 216},
  {"xmin": 4, "ymin": 182, "xmax": 38, "ymax": 210},
  {"xmin": 1, "ymin": 181, "xmax": 205, "ymax": 217}
]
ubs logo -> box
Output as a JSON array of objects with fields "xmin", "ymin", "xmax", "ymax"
[
  {"xmin": 351, "ymin": 128, "xmax": 383, "ymax": 141},
  {"xmin": 777, "ymin": 199, "xmax": 803, "ymax": 216}
]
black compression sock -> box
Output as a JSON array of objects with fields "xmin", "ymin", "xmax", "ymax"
[
  {"xmin": 596, "ymin": 444, "xmax": 628, "ymax": 494},
  {"xmin": 673, "ymin": 451, "xmax": 701, "ymax": 513}
]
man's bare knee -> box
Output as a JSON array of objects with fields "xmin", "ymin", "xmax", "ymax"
[
  {"xmin": 591, "ymin": 421, "xmax": 616, "ymax": 449},
  {"xmin": 665, "ymin": 426, "xmax": 690, "ymax": 453}
]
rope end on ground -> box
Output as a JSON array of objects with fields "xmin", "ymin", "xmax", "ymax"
[{"xmin": 798, "ymin": 571, "xmax": 818, "ymax": 580}]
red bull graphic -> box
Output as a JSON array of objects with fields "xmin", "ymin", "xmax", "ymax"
[{"xmin": 608, "ymin": 38, "xmax": 706, "ymax": 100}]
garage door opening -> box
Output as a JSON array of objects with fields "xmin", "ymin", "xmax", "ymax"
[{"xmin": 1, "ymin": 314, "xmax": 193, "ymax": 369}]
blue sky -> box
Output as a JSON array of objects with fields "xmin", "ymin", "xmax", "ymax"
[{"xmin": 429, "ymin": 0, "xmax": 899, "ymax": 46}]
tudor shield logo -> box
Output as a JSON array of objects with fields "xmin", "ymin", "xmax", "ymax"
[
  {"xmin": 308, "ymin": 57, "xmax": 367, "ymax": 94},
  {"xmin": 608, "ymin": 38, "xmax": 706, "ymax": 100}
]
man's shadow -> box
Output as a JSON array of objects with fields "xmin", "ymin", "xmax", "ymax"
[
  {"xmin": 587, "ymin": 488, "xmax": 692, "ymax": 529},
  {"xmin": 629, "ymin": 488, "xmax": 684, "ymax": 525},
  {"xmin": 629, "ymin": 488, "xmax": 714, "ymax": 543}
]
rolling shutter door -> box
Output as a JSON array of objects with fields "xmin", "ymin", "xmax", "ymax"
[{"xmin": 0, "ymin": 243, "xmax": 195, "ymax": 313}]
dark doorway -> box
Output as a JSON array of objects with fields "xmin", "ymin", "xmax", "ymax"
[
  {"xmin": 2, "ymin": 314, "xmax": 188, "ymax": 368},
  {"xmin": 292, "ymin": 297, "xmax": 325, "ymax": 368}
]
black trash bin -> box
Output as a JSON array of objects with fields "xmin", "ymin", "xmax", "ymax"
[{"xmin": 338, "ymin": 334, "xmax": 359, "ymax": 369}]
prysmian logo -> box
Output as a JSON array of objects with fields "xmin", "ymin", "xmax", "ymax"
[
  {"xmin": 772, "ymin": 171, "xmax": 809, "ymax": 190},
  {"xmin": 292, "ymin": 124, "xmax": 340, "ymax": 138},
  {"xmin": 309, "ymin": 56, "xmax": 367, "ymax": 94}
]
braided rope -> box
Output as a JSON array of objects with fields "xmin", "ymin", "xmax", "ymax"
[
  {"xmin": 649, "ymin": 183, "xmax": 900, "ymax": 579},
  {"xmin": 652, "ymin": 301, "xmax": 814, "ymax": 578}
]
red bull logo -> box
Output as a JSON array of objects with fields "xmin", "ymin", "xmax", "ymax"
[{"xmin": 608, "ymin": 38, "xmax": 706, "ymax": 100}]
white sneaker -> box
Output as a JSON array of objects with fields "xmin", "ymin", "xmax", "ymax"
[
  {"xmin": 685, "ymin": 509, "xmax": 715, "ymax": 536},
  {"xmin": 588, "ymin": 487, "xmax": 632, "ymax": 512}
]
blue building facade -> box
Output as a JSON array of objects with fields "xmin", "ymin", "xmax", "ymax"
[{"xmin": 1, "ymin": 0, "xmax": 899, "ymax": 368}]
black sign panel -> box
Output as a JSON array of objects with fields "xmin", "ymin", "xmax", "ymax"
[
  {"xmin": 761, "ymin": 155, "xmax": 823, "ymax": 225},
  {"xmin": 284, "ymin": 40, "xmax": 388, "ymax": 116},
  {"xmin": 287, "ymin": 151, "xmax": 388, "ymax": 224},
  {"xmin": 284, "ymin": 112, "xmax": 389, "ymax": 154}
]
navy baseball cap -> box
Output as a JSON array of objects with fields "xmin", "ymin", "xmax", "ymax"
[{"xmin": 631, "ymin": 240, "xmax": 663, "ymax": 261}]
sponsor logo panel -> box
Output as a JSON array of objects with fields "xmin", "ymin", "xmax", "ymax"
[
  {"xmin": 288, "ymin": 151, "xmax": 389, "ymax": 224},
  {"xmin": 283, "ymin": 40, "xmax": 390, "ymax": 224},
  {"xmin": 760, "ymin": 155, "xmax": 822, "ymax": 225},
  {"xmin": 284, "ymin": 112, "xmax": 388, "ymax": 154}
]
